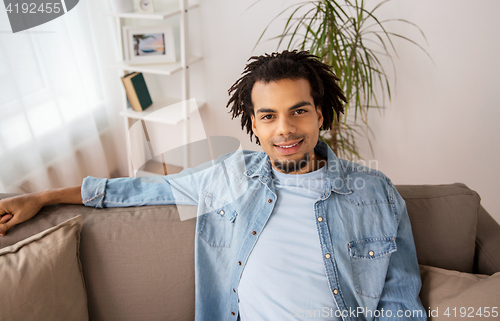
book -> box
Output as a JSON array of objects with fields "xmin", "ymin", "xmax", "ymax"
[{"xmin": 121, "ymin": 72, "xmax": 153, "ymax": 112}]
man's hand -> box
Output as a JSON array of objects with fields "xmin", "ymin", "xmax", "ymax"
[
  {"xmin": 0, "ymin": 185, "xmax": 82, "ymax": 236},
  {"xmin": 0, "ymin": 193, "xmax": 45, "ymax": 236}
]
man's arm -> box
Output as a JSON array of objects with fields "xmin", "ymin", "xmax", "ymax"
[
  {"xmin": 0, "ymin": 167, "xmax": 205, "ymax": 235},
  {"xmin": 375, "ymin": 183, "xmax": 427, "ymax": 321},
  {"xmin": 0, "ymin": 153, "xmax": 232, "ymax": 236},
  {"xmin": 0, "ymin": 185, "xmax": 82, "ymax": 236}
]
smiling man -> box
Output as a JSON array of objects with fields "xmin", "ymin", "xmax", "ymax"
[{"xmin": 0, "ymin": 50, "xmax": 426, "ymax": 320}]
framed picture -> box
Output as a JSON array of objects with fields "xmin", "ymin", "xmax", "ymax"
[{"xmin": 122, "ymin": 25, "xmax": 176, "ymax": 65}]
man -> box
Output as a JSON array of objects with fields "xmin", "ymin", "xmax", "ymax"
[{"xmin": 0, "ymin": 50, "xmax": 426, "ymax": 320}]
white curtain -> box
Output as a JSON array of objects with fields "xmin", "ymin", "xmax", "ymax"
[{"xmin": 0, "ymin": 0, "xmax": 126, "ymax": 193}]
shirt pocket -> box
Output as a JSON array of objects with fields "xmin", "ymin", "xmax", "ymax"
[
  {"xmin": 198, "ymin": 193, "xmax": 238, "ymax": 247},
  {"xmin": 348, "ymin": 236, "xmax": 397, "ymax": 299}
]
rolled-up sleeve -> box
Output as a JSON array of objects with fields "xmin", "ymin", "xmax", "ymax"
[
  {"xmin": 81, "ymin": 176, "xmax": 107, "ymax": 208},
  {"xmin": 80, "ymin": 163, "xmax": 208, "ymax": 208}
]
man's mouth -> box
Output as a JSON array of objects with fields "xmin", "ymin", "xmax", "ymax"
[
  {"xmin": 277, "ymin": 142, "xmax": 300, "ymax": 149},
  {"xmin": 274, "ymin": 139, "xmax": 303, "ymax": 155}
]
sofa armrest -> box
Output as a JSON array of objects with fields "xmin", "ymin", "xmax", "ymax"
[{"xmin": 474, "ymin": 204, "xmax": 500, "ymax": 275}]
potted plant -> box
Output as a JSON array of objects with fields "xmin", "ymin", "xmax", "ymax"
[{"xmin": 255, "ymin": 0, "xmax": 430, "ymax": 159}]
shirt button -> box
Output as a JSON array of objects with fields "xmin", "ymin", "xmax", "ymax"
[
  {"xmin": 238, "ymin": 261, "xmax": 242, "ymax": 266},
  {"xmin": 252, "ymin": 230, "xmax": 257, "ymax": 235},
  {"xmin": 368, "ymin": 250, "xmax": 374, "ymax": 257},
  {"xmin": 220, "ymin": 210, "xmax": 225, "ymax": 215},
  {"xmin": 317, "ymin": 217, "xmax": 323, "ymax": 222},
  {"xmin": 333, "ymin": 289, "xmax": 339, "ymax": 295},
  {"xmin": 231, "ymin": 312, "xmax": 235, "ymax": 315},
  {"xmin": 325, "ymin": 253, "xmax": 331, "ymax": 259},
  {"xmin": 233, "ymin": 288, "xmax": 236, "ymax": 292},
  {"xmin": 268, "ymin": 199, "xmax": 273, "ymax": 203}
]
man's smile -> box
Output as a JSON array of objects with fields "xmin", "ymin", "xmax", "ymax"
[{"xmin": 274, "ymin": 139, "xmax": 304, "ymax": 155}]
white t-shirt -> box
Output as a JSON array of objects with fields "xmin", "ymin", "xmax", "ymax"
[{"xmin": 238, "ymin": 166, "xmax": 341, "ymax": 320}]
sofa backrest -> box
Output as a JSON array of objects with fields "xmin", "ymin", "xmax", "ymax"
[{"xmin": 396, "ymin": 183, "xmax": 480, "ymax": 273}]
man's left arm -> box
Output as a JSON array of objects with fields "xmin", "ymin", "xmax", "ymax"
[{"xmin": 376, "ymin": 183, "xmax": 427, "ymax": 321}]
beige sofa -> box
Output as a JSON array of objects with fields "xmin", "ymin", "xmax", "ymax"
[{"xmin": 1, "ymin": 183, "xmax": 499, "ymax": 320}]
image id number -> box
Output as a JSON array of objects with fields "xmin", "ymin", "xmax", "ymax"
[
  {"xmin": 6, "ymin": 2, "xmax": 62, "ymax": 14},
  {"xmin": 444, "ymin": 307, "xmax": 498, "ymax": 318}
]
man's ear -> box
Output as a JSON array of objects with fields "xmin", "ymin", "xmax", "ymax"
[
  {"xmin": 251, "ymin": 114, "xmax": 259, "ymax": 138},
  {"xmin": 316, "ymin": 105, "xmax": 324, "ymax": 129}
]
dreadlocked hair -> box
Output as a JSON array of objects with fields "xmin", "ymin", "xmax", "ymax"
[{"xmin": 226, "ymin": 50, "xmax": 346, "ymax": 145}]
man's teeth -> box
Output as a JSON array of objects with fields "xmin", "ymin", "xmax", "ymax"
[{"xmin": 279, "ymin": 142, "xmax": 299, "ymax": 148}]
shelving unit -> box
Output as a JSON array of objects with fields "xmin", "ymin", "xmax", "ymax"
[{"xmin": 109, "ymin": 0, "xmax": 202, "ymax": 177}]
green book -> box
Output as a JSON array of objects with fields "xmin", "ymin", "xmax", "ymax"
[{"xmin": 121, "ymin": 72, "xmax": 153, "ymax": 111}]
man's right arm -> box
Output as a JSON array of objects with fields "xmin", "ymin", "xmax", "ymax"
[
  {"xmin": 0, "ymin": 185, "xmax": 82, "ymax": 236},
  {"xmin": 0, "ymin": 155, "xmax": 228, "ymax": 236},
  {"xmin": 0, "ymin": 164, "xmax": 207, "ymax": 235}
]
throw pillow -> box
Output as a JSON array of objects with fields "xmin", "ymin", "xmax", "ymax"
[
  {"xmin": 0, "ymin": 215, "xmax": 88, "ymax": 321},
  {"xmin": 419, "ymin": 264, "xmax": 500, "ymax": 320}
]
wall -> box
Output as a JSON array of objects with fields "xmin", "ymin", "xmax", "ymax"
[{"xmin": 195, "ymin": 0, "xmax": 500, "ymax": 223}]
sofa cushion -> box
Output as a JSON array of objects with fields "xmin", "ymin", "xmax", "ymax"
[
  {"xmin": 0, "ymin": 215, "xmax": 88, "ymax": 321},
  {"xmin": 396, "ymin": 183, "xmax": 480, "ymax": 273},
  {"xmin": 419, "ymin": 264, "xmax": 500, "ymax": 320}
]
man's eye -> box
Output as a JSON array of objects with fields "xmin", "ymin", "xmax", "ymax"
[
  {"xmin": 261, "ymin": 115, "xmax": 273, "ymax": 120},
  {"xmin": 295, "ymin": 109, "xmax": 307, "ymax": 115}
]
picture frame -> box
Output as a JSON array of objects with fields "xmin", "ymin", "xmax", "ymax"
[{"xmin": 122, "ymin": 25, "xmax": 176, "ymax": 65}]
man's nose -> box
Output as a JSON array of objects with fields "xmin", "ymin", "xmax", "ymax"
[{"xmin": 276, "ymin": 116, "xmax": 295, "ymax": 136}]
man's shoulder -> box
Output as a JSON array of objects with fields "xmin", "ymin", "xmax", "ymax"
[
  {"xmin": 338, "ymin": 158, "xmax": 390, "ymax": 182},
  {"xmin": 337, "ymin": 158, "xmax": 396, "ymax": 199},
  {"xmin": 214, "ymin": 149, "xmax": 265, "ymax": 165},
  {"xmin": 214, "ymin": 149, "xmax": 263, "ymax": 161},
  {"xmin": 212, "ymin": 149, "xmax": 266, "ymax": 175}
]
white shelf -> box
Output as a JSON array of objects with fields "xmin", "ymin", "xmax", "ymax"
[
  {"xmin": 119, "ymin": 97, "xmax": 206, "ymax": 125},
  {"xmin": 103, "ymin": 3, "xmax": 199, "ymax": 20},
  {"xmin": 111, "ymin": 56, "xmax": 202, "ymax": 76}
]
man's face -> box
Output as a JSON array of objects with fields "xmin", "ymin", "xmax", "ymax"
[{"xmin": 250, "ymin": 78, "xmax": 323, "ymax": 174}]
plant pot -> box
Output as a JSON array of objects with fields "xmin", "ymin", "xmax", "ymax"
[{"xmin": 109, "ymin": 0, "xmax": 134, "ymax": 13}]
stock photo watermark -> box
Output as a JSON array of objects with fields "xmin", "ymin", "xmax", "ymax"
[{"xmin": 289, "ymin": 306, "xmax": 499, "ymax": 319}]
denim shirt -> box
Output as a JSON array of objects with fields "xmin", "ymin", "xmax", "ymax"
[{"xmin": 82, "ymin": 141, "xmax": 426, "ymax": 321}]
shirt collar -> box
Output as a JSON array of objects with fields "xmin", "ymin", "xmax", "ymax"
[{"xmin": 244, "ymin": 141, "xmax": 353, "ymax": 195}]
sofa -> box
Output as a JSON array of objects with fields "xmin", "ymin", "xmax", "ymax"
[{"xmin": 0, "ymin": 183, "xmax": 499, "ymax": 320}]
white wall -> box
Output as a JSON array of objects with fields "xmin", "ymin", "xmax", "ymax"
[
  {"xmin": 354, "ymin": 0, "xmax": 500, "ymax": 224},
  {"xmin": 195, "ymin": 0, "xmax": 500, "ymax": 223}
]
